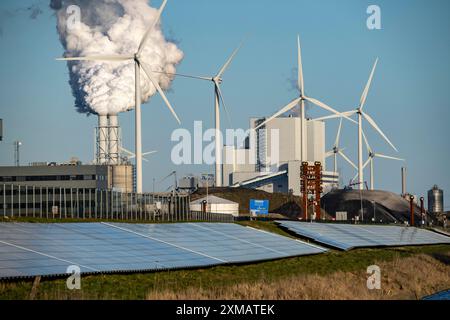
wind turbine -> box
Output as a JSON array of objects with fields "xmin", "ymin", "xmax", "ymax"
[
  {"xmin": 57, "ymin": 0, "xmax": 180, "ymax": 194},
  {"xmin": 154, "ymin": 43, "xmax": 243, "ymax": 187},
  {"xmin": 120, "ymin": 147, "xmax": 157, "ymax": 162},
  {"xmin": 313, "ymin": 58, "xmax": 398, "ymax": 190},
  {"xmin": 325, "ymin": 118, "xmax": 357, "ymax": 180},
  {"xmin": 254, "ymin": 36, "xmax": 353, "ymax": 164},
  {"xmin": 361, "ymin": 130, "xmax": 404, "ymax": 190}
]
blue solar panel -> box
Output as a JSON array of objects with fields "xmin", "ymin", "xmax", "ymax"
[
  {"xmin": 276, "ymin": 221, "xmax": 450, "ymax": 250},
  {"xmin": 0, "ymin": 222, "xmax": 327, "ymax": 279},
  {"xmin": 109, "ymin": 223, "xmax": 326, "ymax": 263}
]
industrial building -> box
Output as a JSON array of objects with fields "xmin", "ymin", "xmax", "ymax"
[
  {"xmin": 0, "ymin": 159, "xmax": 134, "ymax": 192},
  {"xmin": 222, "ymin": 116, "xmax": 339, "ymax": 196},
  {"xmin": 190, "ymin": 195, "xmax": 239, "ymax": 217}
]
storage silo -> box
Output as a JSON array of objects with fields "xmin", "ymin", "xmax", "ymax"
[{"xmin": 428, "ymin": 185, "xmax": 444, "ymax": 214}]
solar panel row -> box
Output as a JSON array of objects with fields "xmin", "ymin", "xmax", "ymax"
[
  {"xmin": 276, "ymin": 221, "xmax": 450, "ymax": 250},
  {"xmin": 0, "ymin": 222, "xmax": 327, "ymax": 279}
]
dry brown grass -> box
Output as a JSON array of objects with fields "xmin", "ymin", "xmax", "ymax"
[{"xmin": 146, "ymin": 253, "xmax": 450, "ymax": 300}]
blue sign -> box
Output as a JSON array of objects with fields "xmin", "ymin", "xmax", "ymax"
[{"xmin": 250, "ymin": 199, "xmax": 269, "ymax": 215}]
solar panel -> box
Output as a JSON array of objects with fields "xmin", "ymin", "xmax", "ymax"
[
  {"xmin": 108, "ymin": 223, "xmax": 326, "ymax": 263},
  {"xmin": 0, "ymin": 222, "xmax": 327, "ymax": 279},
  {"xmin": 276, "ymin": 221, "xmax": 450, "ymax": 250}
]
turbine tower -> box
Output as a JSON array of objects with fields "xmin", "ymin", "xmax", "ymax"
[
  {"xmin": 254, "ymin": 36, "xmax": 351, "ymax": 164},
  {"xmin": 314, "ymin": 58, "xmax": 398, "ymax": 190},
  {"xmin": 154, "ymin": 43, "xmax": 243, "ymax": 187},
  {"xmin": 361, "ymin": 130, "xmax": 404, "ymax": 190},
  {"xmin": 57, "ymin": 0, "xmax": 180, "ymax": 194}
]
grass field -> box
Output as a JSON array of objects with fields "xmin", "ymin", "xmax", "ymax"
[{"xmin": 0, "ymin": 220, "xmax": 449, "ymax": 300}]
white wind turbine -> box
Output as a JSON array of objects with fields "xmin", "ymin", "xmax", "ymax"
[
  {"xmin": 57, "ymin": 0, "xmax": 180, "ymax": 194},
  {"xmin": 154, "ymin": 43, "xmax": 243, "ymax": 187},
  {"xmin": 254, "ymin": 36, "xmax": 352, "ymax": 163},
  {"xmin": 361, "ymin": 130, "xmax": 404, "ymax": 190},
  {"xmin": 325, "ymin": 118, "xmax": 357, "ymax": 181},
  {"xmin": 314, "ymin": 58, "xmax": 398, "ymax": 190},
  {"xmin": 120, "ymin": 147, "xmax": 157, "ymax": 163}
]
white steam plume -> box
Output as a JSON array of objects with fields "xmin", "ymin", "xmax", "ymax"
[{"xmin": 51, "ymin": 0, "xmax": 183, "ymax": 116}]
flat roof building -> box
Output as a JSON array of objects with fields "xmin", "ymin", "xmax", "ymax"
[{"xmin": 0, "ymin": 162, "xmax": 134, "ymax": 193}]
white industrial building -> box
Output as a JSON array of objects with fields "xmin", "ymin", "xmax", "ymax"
[
  {"xmin": 222, "ymin": 116, "xmax": 338, "ymax": 196},
  {"xmin": 190, "ymin": 195, "xmax": 240, "ymax": 217}
]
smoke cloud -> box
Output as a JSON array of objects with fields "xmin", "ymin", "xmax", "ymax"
[
  {"xmin": 285, "ymin": 67, "xmax": 310, "ymax": 118},
  {"xmin": 51, "ymin": 0, "xmax": 183, "ymax": 116}
]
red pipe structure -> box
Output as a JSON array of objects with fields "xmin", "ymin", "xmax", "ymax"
[
  {"xmin": 409, "ymin": 195, "xmax": 415, "ymax": 226},
  {"xmin": 420, "ymin": 197, "xmax": 425, "ymax": 226}
]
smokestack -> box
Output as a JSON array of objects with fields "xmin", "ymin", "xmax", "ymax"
[
  {"xmin": 108, "ymin": 114, "xmax": 120, "ymax": 165},
  {"xmin": 98, "ymin": 115, "xmax": 109, "ymax": 164},
  {"xmin": 401, "ymin": 167, "xmax": 407, "ymax": 196}
]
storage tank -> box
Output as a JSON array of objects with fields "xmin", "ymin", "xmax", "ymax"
[{"xmin": 428, "ymin": 185, "xmax": 444, "ymax": 214}]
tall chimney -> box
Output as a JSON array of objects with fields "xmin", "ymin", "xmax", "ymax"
[
  {"xmin": 97, "ymin": 115, "xmax": 109, "ymax": 164},
  {"xmin": 401, "ymin": 167, "xmax": 407, "ymax": 196},
  {"xmin": 108, "ymin": 114, "xmax": 120, "ymax": 165}
]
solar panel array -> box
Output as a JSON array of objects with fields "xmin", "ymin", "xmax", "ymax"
[
  {"xmin": 276, "ymin": 221, "xmax": 450, "ymax": 250},
  {"xmin": 0, "ymin": 223, "xmax": 327, "ymax": 279}
]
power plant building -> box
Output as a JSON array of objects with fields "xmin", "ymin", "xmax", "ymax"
[{"xmin": 222, "ymin": 116, "xmax": 338, "ymax": 195}]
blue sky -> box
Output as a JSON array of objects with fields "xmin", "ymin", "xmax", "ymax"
[{"xmin": 0, "ymin": 0, "xmax": 449, "ymax": 206}]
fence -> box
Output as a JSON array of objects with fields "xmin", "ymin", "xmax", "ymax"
[{"xmin": 0, "ymin": 184, "xmax": 233, "ymax": 223}]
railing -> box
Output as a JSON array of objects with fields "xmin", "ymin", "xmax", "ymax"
[
  {"xmin": 0, "ymin": 184, "xmax": 233, "ymax": 223},
  {"xmin": 188, "ymin": 211, "xmax": 235, "ymax": 223}
]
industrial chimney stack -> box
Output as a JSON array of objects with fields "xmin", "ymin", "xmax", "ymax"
[
  {"xmin": 401, "ymin": 167, "xmax": 407, "ymax": 196},
  {"xmin": 96, "ymin": 114, "xmax": 121, "ymax": 165}
]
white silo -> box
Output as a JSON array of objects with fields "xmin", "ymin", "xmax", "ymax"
[{"xmin": 428, "ymin": 185, "xmax": 444, "ymax": 214}]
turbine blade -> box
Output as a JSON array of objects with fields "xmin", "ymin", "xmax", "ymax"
[
  {"xmin": 335, "ymin": 118, "xmax": 343, "ymax": 148},
  {"xmin": 120, "ymin": 146, "xmax": 135, "ymax": 156},
  {"xmin": 143, "ymin": 150, "xmax": 158, "ymax": 156},
  {"xmin": 217, "ymin": 40, "xmax": 244, "ymax": 78},
  {"xmin": 361, "ymin": 129, "xmax": 372, "ymax": 153},
  {"xmin": 362, "ymin": 112, "xmax": 398, "ymax": 152},
  {"xmin": 254, "ymin": 98, "xmax": 301, "ymax": 130},
  {"xmin": 374, "ymin": 153, "xmax": 404, "ymax": 161},
  {"xmin": 151, "ymin": 70, "xmax": 212, "ymax": 81},
  {"xmin": 325, "ymin": 150, "xmax": 334, "ymax": 158},
  {"xmin": 312, "ymin": 110, "xmax": 357, "ymax": 122},
  {"xmin": 56, "ymin": 54, "xmax": 133, "ymax": 62},
  {"xmin": 363, "ymin": 157, "xmax": 371, "ymax": 170},
  {"xmin": 140, "ymin": 61, "xmax": 181, "ymax": 125},
  {"xmin": 216, "ymin": 82, "xmax": 233, "ymax": 128},
  {"xmin": 304, "ymin": 96, "xmax": 355, "ymax": 124},
  {"xmin": 297, "ymin": 35, "xmax": 304, "ymax": 95},
  {"xmin": 339, "ymin": 150, "xmax": 357, "ymax": 170},
  {"xmin": 360, "ymin": 58, "xmax": 378, "ymax": 110},
  {"xmin": 137, "ymin": 0, "xmax": 168, "ymax": 55}
]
